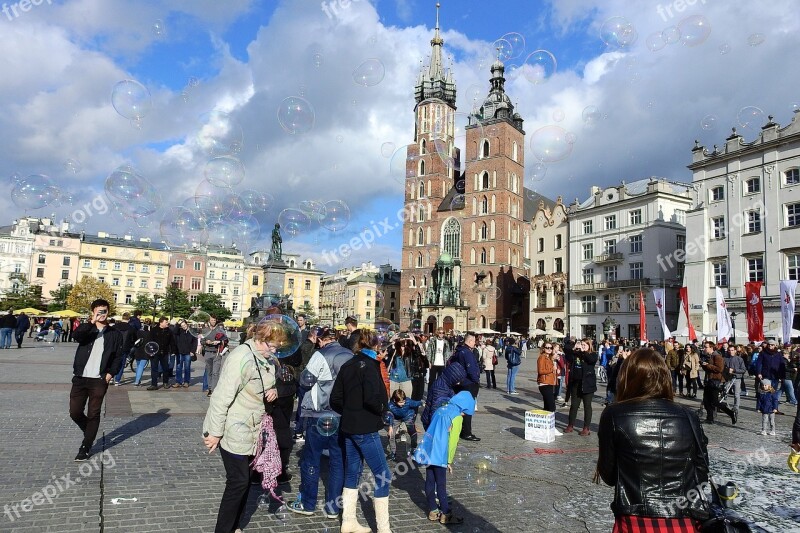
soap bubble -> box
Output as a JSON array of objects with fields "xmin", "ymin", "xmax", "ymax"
[
  {"xmin": 204, "ymin": 156, "xmax": 245, "ymax": 188},
  {"xmin": 747, "ymin": 33, "xmax": 765, "ymax": 47},
  {"xmin": 237, "ymin": 190, "xmax": 273, "ymax": 216},
  {"xmin": 159, "ymin": 206, "xmax": 209, "ymax": 248},
  {"xmin": 194, "ymin": 180, "xmax": 233, "ymax": 221},
  {"xmin": 111, "ymin": 80, "xmax": 152, "ymax": 121},
  {"xmin": 646, "ymin": 31, "xmax": 666, "ymax": 52},
  {"xmin": 530, "ymin": 125, "xmax": 575, "ymax": 163},
  {"xmin": 196, "ymin": 110, "xmax": 243, "ymax": 156},
  {"xmin": 529, "ymin": 162, "xmax": 547, "ymax": 182},
  {"xmin": 299, "ymin": 371, "xmax": 317, "ymax": 388},
  {"xmin": 383, "ymin": 412, "xmax": 394, "ymax": 426},
  {"xmin": 678, "ymin": 15, "xmax": 711, "ymax": 47},
  {"xmin": 582, "ymin": 105, "xmax": 602, "ymax": 127},
  {"xmin": 515, "ymin": 494, "xmax": 526, "ymax": 505},
  {"xmin": 353, "ymin": 58, "xmax": 385, "ymax": 87},
  {"xmin": 498, "ymin": 32, "xmax": 525, "ymax": 59},
  {"xmin": 277, "ymin": 208, "xmax": 311, "ymax": 238},
  {"xmin": 552, "ymin": 109, "xmax": 565, "ymax": 122},
  {"xmin": 259, "ymin": 314, "xmax": 301, "ymax": 359},
  {"xmin": 719, "ymin": 43, "xmax": 731, "ymax": 55},
  {"xmin": 317, "ymin": 415, "xmax": 339, "ymax": 436},
  {"xmin": 389, "ymin": 145, "xmax": 415, "ymax": 183},
  {"xmin": 522, "ymin": 50, "xmax": 557, "ymax": 84},
  {"xmin": 492, "ymin": 38, "xmax": 513, "ymax": 61},
  {"xmin": 600, "ymin": 17, "xmax": 637, "ymax": 48},
  {"xmin": 145, "ymin": 342, "xmax": 159, "ymax": 356},
  {"xmin": 375, "ymin": 317, "xmax": 397, "ymax": 343},
  {"xmin": 188, "ymin": 76, "xmax": 200, "ymax": 87},
  {"xmin": 381, "ymin": 142, "xmax": 396, "ymax": 158},
  {"xmin": 701, "ymin": 114, "xmax": 718, "ymax": 131},
  {"xmin": 11, "ymin": 175, "xmax": 60, "ymax": 210},
  {"xmin": 277, "ymin": 365, "xmax": 294, "ymax": 383},
  {"xmin": 104, "ymin": 165, "xmax": 161, "ymax": 219},
  {"xmin": 475, "ymin": 459, "xmax": 491, "ymax": 471},
  {"xmin": 450, "ymin": 193, "xmax": 465, "ymax": 210},
  {"xmin": 474, "ymin": 473, "xmax": 490, "ymax": 495},
  {"xmin": 312, "ymin": 51, "xmax": 323, "ymax": 67},
  {"xmin": 226, "ymin": 214, "xmax": 261, "ymax": 248},
  {"xmin": 737, "ymin": 106, "xmax": 764, "ymax": 129},
  {"xmin": 662, "ymin": 26, "xmax": 681, "ymax": 45},
  {"xmin": 277, "ymin": 96, "xmax": 315, "ymax": 135},
  {"xmin": 297, "ymin": 200, "xmax": 326, "ymax": 223},
  {"xmin": 319, "ymin": 200, "xmax": 350, "ymax": 232},
  {"xmin": 152, "ymin": 19, "xmax": 165, "ymax": 38},
  {"xmin": 64, "ymin": 159, "xmax": 82, "ymax": 174}
]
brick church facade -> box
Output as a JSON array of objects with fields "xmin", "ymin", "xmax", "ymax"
[{"xmin": 399, "ymin": 8, "xmax": 552, "ymax": 334}]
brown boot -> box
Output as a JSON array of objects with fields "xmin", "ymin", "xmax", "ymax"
[
  {"xmin": 579, "ymin": 427, "xmax": 591, "ymax": 436},
  {"xmin": 564, "ymin": 424, "xmax": 574, "ymax": 433}
]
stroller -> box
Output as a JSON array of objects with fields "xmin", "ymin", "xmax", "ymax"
[{"xmin": 694, "ymin": 378, "xmax": 736, "ymax": 418}]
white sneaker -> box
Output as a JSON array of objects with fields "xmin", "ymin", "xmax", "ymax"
[
  {"xmin": 760, "ymin": 430, "xmax": 767, "ymax": 435},
  {"xmin": 553, "ymin": 429, "xmax": 563, "ymax": 436},
  {"xmin": 769, "ymin": 430, "xmax": 776, "ymax": 436}
]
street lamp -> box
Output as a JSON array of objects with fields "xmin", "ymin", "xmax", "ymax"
[{"xmin": 730, "ymin": 312, "xmax": 738, "ymax": 344}]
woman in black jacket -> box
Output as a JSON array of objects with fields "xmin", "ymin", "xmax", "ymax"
[
  {"xmin": 331, "ymin": 331, "xmax": 392, "ymax": 533},
  {"xmin": 596, "ymin": 348, "xmax": 710, "ymax": 531},
  {"xmin": 564, "ymin": 338, "xmax": 598, "ymax": 435},
  {"xmin": 174, "ymin": 320, "xmax": 198, "ymax": 388}
]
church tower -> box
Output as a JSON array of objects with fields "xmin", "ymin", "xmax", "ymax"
[{"xmin": 461, "ymin": 57, "xmax": 526, "ymax": 332}]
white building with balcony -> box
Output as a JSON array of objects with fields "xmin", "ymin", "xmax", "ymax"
[
  {"xmin": 683, "ymin": 110, "xmax": 800, "ymax": 339},
  {"xmin": 568, "ymin": 178, "xmax": 693, "ymax": 341}
]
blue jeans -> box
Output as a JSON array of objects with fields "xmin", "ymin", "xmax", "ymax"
[
  {"xmin": 341, "ymin": 432, "xmax": 391, "ymax": 498},
  {"xmin": 0, "ymin": 328, "xmax": 12, "ymax": 348},
  {"xmin": 781, "ymin": 379, "xmax": 798, "ymax": 405},
  {"xmin": 134, "ymin": 359, "xmax": 148, "ymax": 385},
  {"xmin": 425, "ymin": 465, "xmax": 449, "ymax": 514},
  {"xmin": 293, "ymin": 388, "xmax": 307, "ymax": 434},
  {"xmin": 114, "ymin": 348, "xmax": 134, "ymax": 384},
  {"xmin": 299, "ymin": 419, "xmax": 344, "ymax": 514},
  {"xmin": 203, "ymin": 369, "xmax": 208, "ymax": 391},
  {"xmin": 506, "ymin": 365, "xmax": 520, "ymax": 392},
  {"xmin": 175, "ymin": 354, "xmax": 192, "ymax": 385}
]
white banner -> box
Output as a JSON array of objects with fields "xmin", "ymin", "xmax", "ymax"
[
  {"xmin": 652, "ymin": 288, "xmax": 671, "ymax": 340},
  {"xmin": 780, "ymin": 280, "xmax": 798, "ymax": 344},
  {"xmin": 715, "ymin": 286, "xmax": 732, "ymax": 342}
]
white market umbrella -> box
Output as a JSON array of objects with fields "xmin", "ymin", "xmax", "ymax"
[
  {"xmin": 545, "ymin": 329, "xmax": 566, "ymax": 338},
  {"xmin": 764, "ymin": 327, "xmax": 800, "ymax": 338},
  {"xmin": 531, "ymin": 328, "xmax": 547, "ymax": 336}
]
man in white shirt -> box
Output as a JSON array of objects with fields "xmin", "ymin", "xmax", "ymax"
[
  {"xmin": 426, "ymin": 328, "xmax": 452, "ymax": 386},
  {"xmin": 69, "ymin": 299, "xmax": 123, "ymax": 461}
]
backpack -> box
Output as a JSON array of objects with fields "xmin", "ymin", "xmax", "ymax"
[{"xmin": 507, "ymin": 346, "xmax": 521, "ymax": 367}]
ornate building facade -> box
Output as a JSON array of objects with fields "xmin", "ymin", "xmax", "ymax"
[
  {"xmin": 399, "ymin": 7, "xmax": 551, "ymax": 334},
  {"xmin": 529, "ymin": 197, "xmax": 568, "ymax": 336}
]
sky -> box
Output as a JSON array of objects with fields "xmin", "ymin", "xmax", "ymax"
[{"xmin": 1, "ymin": 0, "xmax": 799, "ymax": 273}]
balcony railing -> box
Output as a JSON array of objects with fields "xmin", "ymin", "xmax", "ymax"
[
  {"xmin": 572, "ymin": 278, "xmax": 651, "ymax": 291},
  {"xmin": 593, "ymin": 252, "xmax": 624, "ymax": 263}
]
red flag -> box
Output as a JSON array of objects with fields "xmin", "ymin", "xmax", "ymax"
[
  {"xmin": 639, "ymin": 291, "xmax": 647, "ymax": 342},
  {"xmin": 745, "ymin": 281, "xmax": 764, "ymax": 343},
  {"xmin": 678, "ymin": 287, "xmax": 697, "ymax": 341}
]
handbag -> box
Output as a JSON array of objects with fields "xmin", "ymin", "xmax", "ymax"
[
  {"xmin": 491, "ymin": 351, "xmax": 498, "ymax": 366},
  {"xmin": 190, "ymin": 353, "xmax": 197, "ymax": 362},
  {"xmin": 248, "ymin": 351, "xmax": 283, "ymax": 503}
]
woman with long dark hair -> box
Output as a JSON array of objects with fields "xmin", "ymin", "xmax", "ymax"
[{"xmin": 596, "ymin": 348, "xmax": 710, "ymax": 532}]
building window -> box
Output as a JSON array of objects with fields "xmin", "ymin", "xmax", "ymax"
[
  {"xmin": 675, "ymin": 209, "xmax": 686, "ymax": 225},
  {"xmin": 481, "ymin": 196, "xmax": 488, "ymax": 214},
  {"xmin": 49, "ymin": 239, "xmax": 55, "ymax": 246},
  {"xmin": 194, "ymin": 261, "xmax": 202, "ymax": 271},
  {"xmin": 36, "ymin": 268, "xmax": 44, "ymax": 278},
  {"xmin": 140, "ymin": 280, "xmax": 147, "ymax": 288},
  {"xmin": 605, "ymin": 266, "xmax": 617, "ymax": 282},
  {"xmin": 628, "ymin": 293, "xmax": 640, "ymax": 312},
  {"xmin": 190, "ymin": 294, "xmax": 198, "ymax": 303},
  {"xmin": 745, "ymin": 177, "xmax": 760, "ymax": 194},
  {"xmin": 481, "ymin": 140, "xmax": 489, "ymax": 158},
  {"xmin": 288, "ymin": 278, "xmax": 295, "ymax": 289},
  {"xmin": 677, "ymin": 234, "xmax": 686, "ymax": 251},
  {"xmin": 480, "ymin": 248, "xmax": 487, "ymax": 264},
  {"xmin": 604, "ymin": 239, "xmax": 617, "ymax": 254},
  {"xmin": 142, "ymin": 265, "xmax": 149, "ymax": 273},
  {"xmin": 746, "ymin": 257, "xmax": 764, "ymax": 282},
  {"xmin": 191, "ymin": 278, "xmax": 202, "ymax": 290},
  {"xmin": 112, "ymin": 278, "xmax": 120, "ymax": 286},
  {"xmin": 581, "ymin": 296, "xmax": 597, "ymax": 313},
  {"xmin": 582, "ymin": 268, "xmax": 593, "ymax": 284},
  {"xmin": 711, "ymin": 185, "xmax": 724, "ymax": 201},
  {"xmin": 113, "ymin": 262, "xmax": 121, "ymax": 271},
  {"xmin": 176, "ymin": 260, "xmax": 184, "ymax": 269},
  {"xmin": 629, "ymin": 209, "xmax": 642, "ymax": 225},
  {"xmin": 746, "ymin": 210, "xmax": 762, "ymax": 233},
  {"xmin": 629, "ymin": 235, "xmax": 643, "ymax": 254},
  {"xmin": 537, "ymin": 238, "xmax": 544, "ymax": 253},
  {"xmin": 209, "ymin": 271, "xmax": 215, "ymax": 279},
  {"xmin": 713, "ymin": 262, "xmax": 728, "ymax": 287},
  {"xmin": 582, "ymin": 243, "xmax": 593, "ymax": 260},
  {"xmin": 788, "ymin": 254, "xmax": 800, "ymax": 280},
  {"xmin": 172, "ymin": 276, "xmax": 184, "ymax": 289},
  {"xmin": 555, "ymin": 234, "xmax": 562, "ymax": 249},
  {"xmin": 126, "ymin": 278, "xmax": 133, "ymax": 287},
  {"xmin": 419, "ymin": 159, "xmax": 425, "ymax": 176},
  {"xmin": 630, "ymin": 262, "xmax": 644, "ymax": 279},
  {"xmin": 125, "ymin": 294, "xmax": 132, "ymax": 304},
  {"xmin": 154, "ymin": 280, "xmax": 162, "ymax": 290},
  {"xmin": 99, "ymin": 260, "xmax": 107, "ymax": 270},
  {"xmin": 582, "ymin": 220, "xmax": 593, "ymax": 235},
  {"xmin": 101, "ymin": 247, "xmax": 107, "ymax": 253},
  {"xmin": 554, "ymin": 257, "xmax": 563, "ymax": 273},
  {"xmin": 127, "ymin": 263, "xmax": 135, "ymax": 272},
  {"xmin": 479, "ymin": 294, "xmax": 487, "ymax": 306},
  {"xmin": 98, "ymin": 276, "xmax": 105, "ymax": 283},
  {"xmin": 442, "ymin": 218, "xmax": 461, "ymax": 258},
  {"xmin": 712, "ymin": 217, "xmax": 726, "ymax": 239},
  {"xmin": 537, "ymin": 260, "xmax": 545, "ymax": 275},
  {"xmin": 61, "ymin": 270, "xmax": 69, "ymax": 280},
  {"xmin": 604, "ymin": 215, "xmax": 617, "ymax": 230},
  {"xmin": 417, "ymin": 228, "xmax": 424, "ymax": 246},
  {"xmin": 417, "ymin": 253, "xmax": 423, "ymax": 267},
  {"xmin": 83, "ymin": 259, "xmax": 91, "ymax": 268},
  {"xmin": 785, "ymin": 168, "xmax": 800, "ymax": 185},
  {"xmin": 221, "ymin": 271, "xmax": 228, "ymax": 281},
  {"xmin": 220, "ymin": 287, "xmax": 227, "ymax": 295},
  {"xmin": 233, "ymin": 287, "xmax": 239, "ymax": 296},
  {"xmin": 305, "ymin": 280, "xmax": 311, "ymax": 291},
  {"xmin": 787, "ymin": 203, "xmax": 800, "ymax": 227},
  {"xmin": 38, "ymin": 254, "xmax": 45, "ymax": 264},
  {"xmin": 481, "ymin": 222, "xmax": 488, "ymax": 240},
  {"xmin": 418, "ymin": 205, "xmax": 425, "ymax": 223}
]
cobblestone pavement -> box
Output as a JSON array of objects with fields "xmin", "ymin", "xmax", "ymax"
[{"xmin": 0, "ymin": 345, "xmax": 797, "ymax": 532}]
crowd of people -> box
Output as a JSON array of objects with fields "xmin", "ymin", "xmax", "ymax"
[{"xmin": 62, "ymin": 305, "xmax": 800, "ymax": 532}]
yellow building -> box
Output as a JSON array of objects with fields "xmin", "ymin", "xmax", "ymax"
[
  {"xmin": 30, "ymin": 221, "xmax": 81, "ymax": 303},
  {"xmin": 205, "ymin": 245, "xmax": 246, "ymax": 320},
  {"xmin": 244, "ymin": 262, "xmax": 262, "ymax": 319},
  {"xmin": 282, "ymin": 254, "xmax": 323, "ymax": 318},
  {"xmin": 319, "ymin": 262, "xmax": 400, "ymax": 328},
  {"xmin": 78, "ymin": 232, "xmax": 170, "ymax": 313}
]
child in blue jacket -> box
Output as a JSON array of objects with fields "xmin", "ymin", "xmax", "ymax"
[
  {"xmin": 413, "ymin": 391, "xmax": 475, "ymax": 525},
  {"xmin": 757, "ymin": 378, "xmax": 778, "ymax": 435},
  {"xmin": 387, "ymin": 389, "xmax": 422, "ymax": 461}
]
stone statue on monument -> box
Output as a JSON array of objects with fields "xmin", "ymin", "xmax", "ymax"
[{"xmin": 269, "ymin": 223, "xmax": 282, "ymax": 262}]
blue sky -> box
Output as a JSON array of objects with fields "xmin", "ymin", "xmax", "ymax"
[{"xmin": 1, "ymin": 0, "xmax": 799, "ymax": 271}]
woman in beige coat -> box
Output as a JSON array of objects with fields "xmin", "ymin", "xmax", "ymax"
[
  {"xmin": 682, "ymin": 344, "xmax": 701, "ymax": 399},
  {"xmin": 479, "ymin": 339, "xmax": 497, "ymax": 389},
  {"xmin": 203, "ymin": 321, "xmax": 283, "ymax": 533}
]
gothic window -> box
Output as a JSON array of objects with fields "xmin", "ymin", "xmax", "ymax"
[
  {"xmin": 512, "ymin": 141, "xmax": 518, "ymax": 162},
  {"xmin": 410, "ymin": 275, "xmax": 416, "ymax": 287},
  {"xmin": 470, "ymin": 248, "xmax": 476, "ymax": 264},
  {"xmin": 480, "ymin": 248, "xmax": 487, "ymax": 264},
  {"xmin": 417, "ymin": 253, "xmax": 423, "ymax": 267},
  {"xmin": 442, "ymin": 218, "xmax": 461, "ymax": 258},
  {"xmin": 422, "ymin": 275, "xmax": 427, "ymax": 287},
  {"xmin": 418, "ymin": 205, "xmax": 425, "ymax": 222},
  {"xmin": 481, "ymin": 140, "xmax": 489, "ymax": 158},
  {"xmin": 418, "ymin": 181, "xmax": 425, "ymax": 198},
  {"xmin": 480, "ymin": 222, "xmax": 487, "ymax": 240},
  {"xmin": 417, "ymin": 228, "xmax": 424, "ymax": 245},
  {"xmin": 419, "ymin": 159, "xmax": 425, "ymax": 176},
  {"xmin": 481, "ymin": 196, "xmax": 488, "ymax": 214},
  {"xmin": 482, "ymin": 172, "xmax": 490, "ymax": 189},
  {"xmin": 490, "ymin": 220, "xmax": 495, "ymax": 239},
  {"xmin": 420, "ymin": 139, "xmax": 426, "ymax": 155},
  {"xmin": 489, "ymin": 247, "xmax": 495, "ymax": 263},
  {"xmin": 487, "ymin": 272, "xmax": 493, "ymax": 285}
]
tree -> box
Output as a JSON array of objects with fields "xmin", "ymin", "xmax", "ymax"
[
  {"xmin": 0, "ymin": 274, "xmax": 45, "ymax": 311},
  {"xmin": 133, "ymin": 293, "xmax": 156, "ymax": 315},
  {"xmin": 161, "ymin": 285, "xmax": 192, "ymax": 319},
  {"xmin": 67, "ymin": 276, "xmax": 116, "ymax": 315},
  {"xmin": 297, "ymin": 302, "xmax": 318, "ymax": 325},
  {"xmin": 48, "ymin": 283, "xmax": 73, "ymax": 311},
  {"xmin": 194, "ymin": 293, "xmax": 232, "ymax": 321}
]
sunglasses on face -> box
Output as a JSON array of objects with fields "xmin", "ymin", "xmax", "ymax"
[{"xmin": 544, "ymin": 346, "xmax": 553, "ymax": 350}]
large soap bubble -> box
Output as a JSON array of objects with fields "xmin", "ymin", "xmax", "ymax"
[
  {"xmin": 498, "ymin": 32, "xmax": 526, "ymax": 60},
  {"xmin": 258, "ymin": 314, "xmax": 301, "ymax": 359},
  {"xmin": 353, "ymin": 59, "xmax": 385, "ymax": 87},
  {"xmin": 678, "ymin": 15, "xmax": 711, "ymax": 47},
  {"xmin": 11, "ymin": 175, "xmax": 60, "ymax": 210},
  {"xmin": 530, "ymin": 125, "xmax": 575, "ymax": 163},
  {"xmin": 523, "ymin": 50, "xmax": 557, "ymax": 84},
  {"xmin": 104, "ymin": 165, "xmax": 161, "ymax": 219},
  {"xmin": 111, "ymin": 80, "xmax": 152, "ymax": 121},
  {"xmin": 277, "ymin": 208, "xmax": 311, "ymax": 238},
  {"xmin": 600, "ymin": 16, "xmax": 637, "ymax": 49},
  {"xmin": 277, "ymin": 96, "xmax": 315, "ymax": 135},
  {"xmin": 159, "ymin": 206, "xmax": 209, "ymax": 248},
  {"xmin": 319, "ymin": 200, "xmax": 350, "ymax": 232},
  {"xmin": 204, "ymin": 156, "xmax": 245, "ymax": 187},
  {"xmin": 238, "ymin": 190, "xmax": 273, "ymax": 216},
  {"xmin": 317, "ymin": 414, "xmax": 339, "ymax": 436}
]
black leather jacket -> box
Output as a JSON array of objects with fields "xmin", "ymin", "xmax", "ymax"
[{"xmin": 598, "ymin": 399, "xmax": 710, "ymax": 519}]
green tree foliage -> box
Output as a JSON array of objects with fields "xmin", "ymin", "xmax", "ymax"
[
  {"xmin": 194, "ymin": 293, "xmax": 232, "ymax": 321},
  {"xmin": 161, "ymin": 285, "xmax": 192, "ymax": 319}
]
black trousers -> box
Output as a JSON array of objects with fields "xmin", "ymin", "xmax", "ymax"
[
  {"xmin": 703, "ymin": 381, "xmax": 734, "ymax": 422},
  {"xmin": 566, "ymin": 381, "xmax": 593, "ymax": 428},
  {"xmin": 150, "ymin": 354, "xmax": 170, "ymax": 386},
  {"xmin": 793, "ymin": 401, "xmax": 800, "ymax": 445},
  {"xmin": 539, "ymin": 384, "xmax": 556, "ymax": 412},
  {"xmin": 429, "ymin": 365, "xmax": 444, "ymax": 388},
  {"xmin": 457, "ymin": 382, "xmax": 480, "ymax": 437},
  {"xmin": 411, "ymin": 375, "xmax": 426, "ymax": 401},
  {"xmin": 484, "ymin": 370, "xmax": 496, "ymax": 389},
  {"xmin": 69, "ymin": 376, "xmax": 108, "ymax": 448},
  {"xmin": 216, "ymin": 447, "xmax": 251, "ymax": 533}
]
